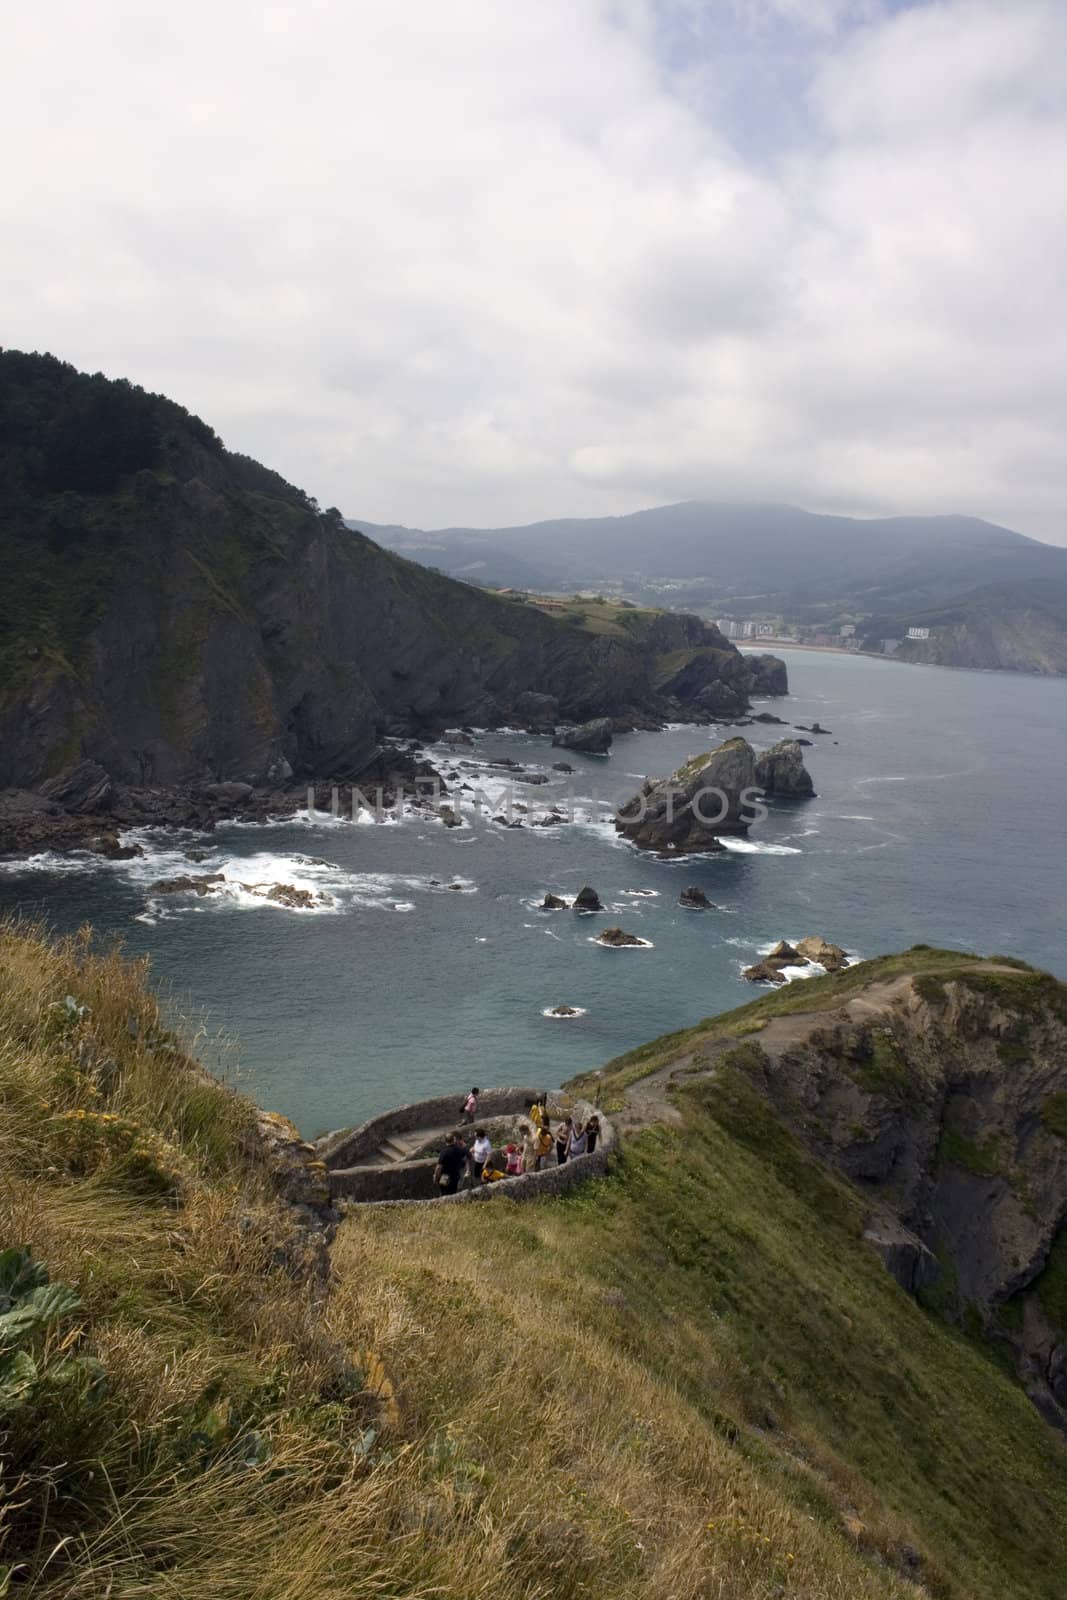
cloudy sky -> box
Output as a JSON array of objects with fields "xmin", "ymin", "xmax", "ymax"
[{"xmin": 3, "ymin": 0, "xmax": 1065, "ymax": 540}]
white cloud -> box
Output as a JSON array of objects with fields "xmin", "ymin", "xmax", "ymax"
[{"xmin": 1, "ymin": 0, "xmax": 1064, "ymax": 540}]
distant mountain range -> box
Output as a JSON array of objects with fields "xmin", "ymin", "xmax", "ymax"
[{"xmin": 351, "ymin": 502, "xmax": 1067, "ymax": 674}]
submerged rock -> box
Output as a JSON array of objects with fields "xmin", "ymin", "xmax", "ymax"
[
  {"xmin": 743, "ymin": 960, "xmax": 790, "ymax": 985},
  {"xmin": 88, "ymin": 831, "xmax": 143, "ymax": 861},
  {"xmin": 552, "ymin": 718, "xmax": 613, "ymax": 754},
  {"xmin": 615, "ymin": 737, "xmax": 757, "ymax": 854},
  {"xmin": 679, "ymin": 886, "xmax": 714, "ymax": 910},
  {"xmin": 573, "ymin": 886, "xmax": 603, "ymax": 912},
  {"xmin": 150, "ymin": 872, "xmax": 225, "ymax": 896},
  {"xmin": 754, "ymin": 739, "xmax": 815, "ymax": 798},
  {"xmin": 550, "ymin": 1004, "xmax": 580, "ymax": 1016},
  {"xmin": 265, "ymin": 883, "xmax": 317, "ymax": 909}
]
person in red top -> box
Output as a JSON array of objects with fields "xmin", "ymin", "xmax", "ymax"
[{"xmin": 461, "ymin": 1087, "xmax": 480, "ymax": 1124}]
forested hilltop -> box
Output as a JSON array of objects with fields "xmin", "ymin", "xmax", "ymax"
[
  {"xmin": 0, "ymin": 351, "xmax": 782, "ymax": 798},
  {"xmin": 1, "ymin": 924, "xmax": 1065, "ymax": 1598},
  {"xmin": 359, "ymin": 501, "xmax": 1067, "ymax": 675}
]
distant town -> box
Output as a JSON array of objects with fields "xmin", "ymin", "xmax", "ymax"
[{"xmin": 714, "ymin": 617, "xmax": 932, "ymax": 655}]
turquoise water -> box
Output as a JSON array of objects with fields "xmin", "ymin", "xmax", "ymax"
[{"xmin": 3, "ymin": 649, "xmax": 1065, "ymax": 1136}]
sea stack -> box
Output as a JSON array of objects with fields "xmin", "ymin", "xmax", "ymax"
[
  {"xmin": 615, "ymin": 737, "xmax": 758, "ymax": 854},
  {"xmin": 754, "ymin": 739, "xmax": 815, "ymax": 797}
]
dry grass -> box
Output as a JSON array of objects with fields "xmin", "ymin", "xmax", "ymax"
[{"xmin": 0, "ymin": 923, "xmax": 1063, "ymax": 1598}]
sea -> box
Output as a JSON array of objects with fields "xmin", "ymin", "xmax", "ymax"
[{"xmin": 2, "ymin": 648, "xmax": 1065, "ymax": 1138}]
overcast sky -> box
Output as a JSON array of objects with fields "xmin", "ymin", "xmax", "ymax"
[{"xmin": 3, "ymin": 0, "xmax": 1065, "ymax": 541}]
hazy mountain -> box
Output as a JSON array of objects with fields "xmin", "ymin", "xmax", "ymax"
[{"xmin": 352, "ymin": 501, "xmax": 1067, "ymax": 614}]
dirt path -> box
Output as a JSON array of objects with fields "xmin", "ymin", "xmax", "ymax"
[
  {"xmin": 612, "ymin": 965, "xmax": 1023, "ymax": 1134},
  {"xmin": 612, "ymin": 974, "xmax": 924, "ymax": 1134}
]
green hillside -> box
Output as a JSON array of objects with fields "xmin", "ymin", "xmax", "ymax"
[{"xmin": 1, "ymin": 924, "xmax": 1064, "ymax": 1598}]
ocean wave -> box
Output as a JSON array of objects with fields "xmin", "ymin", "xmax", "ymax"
[{"xmin": 719, "ymin": 838, "xmax": 802, "ymax": 856}]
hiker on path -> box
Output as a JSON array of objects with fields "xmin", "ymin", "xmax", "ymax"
[
  {"xmin": 434, "ymin": 1132, "xmax": 469, "ymax": 1196},
  {"xmin": 504, "ymin": 1142, "xmax": 523, "ymax": 1176},
  {"xmin": 536, "ymin": 1123, "xmax": 554, "ymax": 1170},
  {"xmin": 470, "ymin": 1127, "xmax": 492, "ymax": 1186},
  {"xmin": 482, "ymin": 1149, "xmax": 508, "ymax": 1183},
  {"xmin": 555, "ymin": 1117, "xmax": 572, "ymax": 1165},
  {"xmin": 461, "ymin": 1087, "xmax": 480, "ymax": 1124},
  {"xmin": 521, "ymin": 1123, "xmax": 540, "ymax": 1174},
  {"xmin": 585, "ymin": 1115, "xmax": 601, "ymax": 1154},
  {"xmin": 528, "ymin": 1094, "xmax": 549, "ymax": 1130},
  {"xmin": 568, "ymin": 1120, "xmax": 588, "ymax": 1161}
]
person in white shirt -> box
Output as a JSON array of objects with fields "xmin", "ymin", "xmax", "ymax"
[{"xmin": 469, "ymin": 1127, "xmax": 492, "ymax": 1186}]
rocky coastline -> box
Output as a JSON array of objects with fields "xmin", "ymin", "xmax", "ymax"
[{"xmin": 0, "ymin": 688, "xmax": 795, "ymax": 861}]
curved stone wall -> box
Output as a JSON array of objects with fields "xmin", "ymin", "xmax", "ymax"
[
  {"xmin": 322, "ymin": 1088, "xmax": 615, "ymax": 1208},
  {"xmin": 316, "ymin": 1086, "xmax": 543, "ymax": 1170}
]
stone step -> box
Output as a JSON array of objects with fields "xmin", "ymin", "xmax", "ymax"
[{"xmin": 379, "ymin": 1135, "xmax": 423, "ymax": 1164}]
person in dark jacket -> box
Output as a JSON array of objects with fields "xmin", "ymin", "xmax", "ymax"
[{"xmin": 433, "ymin": 1132, "xmax": 468, "ymax": 1195}]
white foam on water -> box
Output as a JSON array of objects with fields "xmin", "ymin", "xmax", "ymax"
[
  {"xmin": 621, "ymin": 887, "xmax": 659, "ymax": 897},
  {"xmin": 719, "ymin": 838, "xmax": 802, "ymax": 856},
  {"xmin": 0, "ymin": 850, "xmax": 112, "ymax": 878}
]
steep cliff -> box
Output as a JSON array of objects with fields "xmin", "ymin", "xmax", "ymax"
[
  {"xmin": 883, "ymin": 579, "xmax": 1067, "ymax": 674},
  {"xmin": 0, "ymin": 352, "xmax": 784, "ymax": 798},
  {"xmin": 577, "ymin": 947, "xmax": 1067, "ymax": 1436}
]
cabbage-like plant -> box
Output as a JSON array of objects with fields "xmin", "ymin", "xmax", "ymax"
[{"xmin": 0, "ymin": 1246, "xmax": 84, "ymax": 1410}]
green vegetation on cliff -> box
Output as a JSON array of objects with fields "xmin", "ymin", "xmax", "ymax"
[
  {"xmin": 0, "ymin": 351, "xmax": 779, "ymax": 791},
  {"xmin": 1, "ymin": 925, "xmax": 1065, "ymax": 1598}
]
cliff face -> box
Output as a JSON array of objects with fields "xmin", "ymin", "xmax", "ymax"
[
  {"xmin": 884, "ymin": 578, "xmax": 1067, "ymax": 674},
  {"xmin": 0, "ymin": 353, "xmax": 784, "ymax": 791},
  {"xmin": 578, "ymin": 949, "xmax": 1067, "ymax": 1437}
]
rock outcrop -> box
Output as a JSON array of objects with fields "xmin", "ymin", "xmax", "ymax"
[
  {"xmin": 679, "ymin": 886, "xmax": 714, "ymax": 910},
  {"xmin": 615, "ymin": 737, "xmax": 758, "ymax": 853},
  {"xmin": 596, "ymin": 927, "xmax": 646, "ymax": 947},
  {"xmin": 541, "ymin": 892, "xmax": 567, "ymax": 910},
  {"xmin": 552, "ymin": 718, "xmax": 613, "ymax": 754},
  {"xmin": 723, "ymin": 957, "xmax": 1067, "ymax": 1432},
  {"xmin": 573, "ymin": 886, "xmax": 603, "ymax": 913},
  {"xmin": 796, "ymin": 936, "xmax": 850, "ymax": 971},
  {"xmin": 754, "ymin": 739, "xmax": 815, "ymax": 798}
]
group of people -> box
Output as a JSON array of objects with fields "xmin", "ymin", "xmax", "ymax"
[{"xmin": 432, "ymin": 1088, "xmax": 602, "ymax": 1195}]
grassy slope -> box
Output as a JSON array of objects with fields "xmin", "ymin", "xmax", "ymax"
[
  {"xmin": 568, "ymin": 945, "xmax": 1041, "ymax": 1111},
  {"xmin": 1, "ymin": 928, "xmax": 1064, "ymax": 1598}
]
